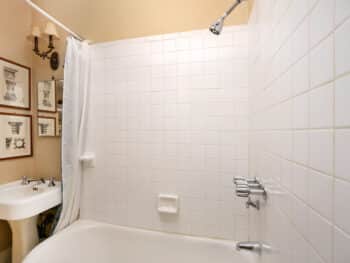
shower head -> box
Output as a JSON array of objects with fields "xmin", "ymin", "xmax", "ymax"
[
  {"xmin": 209, "ymin": 17, "xmax": 225, "ymax": 35},
  {"xmin": 209, "ymin": 0, "xmax": 245, "ymax": 35}
]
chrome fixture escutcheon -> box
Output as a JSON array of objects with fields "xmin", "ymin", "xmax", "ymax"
[{"xmin": 233, "ymin": 176, "xmax": 267, "ymax": 209}]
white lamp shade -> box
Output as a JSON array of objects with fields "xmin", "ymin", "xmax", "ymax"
[
  {"xmin": 27, "ymin": 26, "xmax": 41, "ymax": 41},
  {"xmin": 44, "ymin": 22, "xmax": 60, "ymax": 39}
]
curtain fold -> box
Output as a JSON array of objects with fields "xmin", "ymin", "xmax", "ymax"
[{"xmin": 54, "ymin": 37, "xmax": 90, "ymax": 232}]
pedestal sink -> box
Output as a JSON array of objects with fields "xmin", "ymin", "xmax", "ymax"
[{"xmin": 0, "ymin": 179, "xmax": 61, "ymax": 263}]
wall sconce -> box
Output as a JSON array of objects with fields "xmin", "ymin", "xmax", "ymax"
[{"xmin": 27, "ymin": 22, "xmax": 60, "ymax": 70}]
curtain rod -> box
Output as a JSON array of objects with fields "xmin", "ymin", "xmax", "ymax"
[{"xmin": 25, "ymin": 0, "xmax": 85, "ymax": 41}]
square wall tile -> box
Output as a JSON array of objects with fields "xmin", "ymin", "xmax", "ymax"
[
  {"xmin": 309, "ymin": 83, "xmax": 334, "ymax": 128},
  {"xmin": 307, "ymin": 209, "xmax": 333, "ymax": 263},
  {"xmin": 335, "ymin": 74, "xmax": 350, "ymax": 127},
  {"xmin": 334, "ymin": 227, "xmax": 350, "ymax": 263},
  {"xmin": 334, "ymin": 179, "xmax": 350, "ymax": 234},
  {"xmin": 335, "ymin": 19, "xmax": 350, "ymax": 76},
  {"xmin": 335, "ymin": 129, "xmax": 350, "ymax": 181},
  {"xmin": 310, "ymin": 36, "xmax": 334, "ymax": 88},
  {"xmin": 293, "ymin": 93, "xmax": 309, "ymax": 129},
  {"xmin": 309, "ymin": 0, "xmax": 334, "ymax": 48},
  {"xmin": 308, "ymin": 170, "xmax": 333, "ymax": 220},
  {"xmin": 292, "ymin": 56, "xmax": 309, "ymax": 96},
  {"xmin": 292, "ymin": 17, "xmax": 309, "ymax": 63},
  {"xmin": 335, "ymin": 0, "xmax": 350, "ymax": 26},
  {"xmin": 293, "ymin": 131, "xmax": 309, "ymax": 165},
  {"xmin": 309, "ymin": 130, "xmax": 334, "ymax": 175},
  {"xmin": 292, "ymin": 164, "xmax": 309, "ymax": 201}
]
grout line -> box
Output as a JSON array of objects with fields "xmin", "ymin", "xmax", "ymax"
[{"xmin": 331, "ymin": 0, "xmax": 337, "ymax": 261}]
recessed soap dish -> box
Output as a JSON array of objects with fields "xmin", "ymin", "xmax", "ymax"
[{"xmin": 157, "ymin": 194, "xmax": 179, "ymax": 214}]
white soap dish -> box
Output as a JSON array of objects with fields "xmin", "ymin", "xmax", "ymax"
[
  {"xmin": 157, "ymin": 194, "xmax": 179, "ymax": 214},
  {"xmin": 79, "ymin": 152, "xmax": 96, "ymax": 168}
]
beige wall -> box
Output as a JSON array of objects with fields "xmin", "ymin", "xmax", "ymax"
[
  {"xmin": 0, "ymin": 0, "xmax": 33, "ymax": 259},
  {"xmin": 31, "ymin": 13, "xmax": 67, "ymax": 179},
  {"xmin": 0, "ymin": 0, "xmax": 65, "ymax": 261},
  {"xmin": 33, "ymin": 0, "xmax": 252, "ymax": 42}
]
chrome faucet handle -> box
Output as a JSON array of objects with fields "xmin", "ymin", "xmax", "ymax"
[
  {"xmin": 236, "ymin": 181, "xmax": 262, "ymax": 189},
  {"xmin": 233, "ymin": 177, "xmax": 259, "ymax": 185},
  {"xmin": 21, "ymin": 176, "xmax": 29, "ymax": 185},
  {"xmin": 236, "ymin": 186, "xmax": 267, "ymax": 199},
  {"xmin": 48, "ymin": 177, "xmax": 56, "ymax": 187},
  {"xmin": 236, "ymin": 187, "xmax": 250, "ymax": 198},
  {"xmin": 233, "ymin": 176, "xmax": 247, "ymax": 183}
]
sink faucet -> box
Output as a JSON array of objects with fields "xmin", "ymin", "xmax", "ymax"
[
  {"xmin": 21, "ymin": 176, "xmax": 45, "ymax": 185},
  {"xmin": 236, "ymin": 241, "xmax": 262, "ymax": 253},
  {"xmin": 48, "ymin": 177, "xmax": 56, "ymax": 187}
]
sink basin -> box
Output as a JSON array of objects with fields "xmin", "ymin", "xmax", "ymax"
[
  {"xmin": 0, "ymin": 179, "xmax": 62, "ymax": 263},
  {"xmin": 0, "ymin": 180, "xmax": 61, "ymax": 221}
]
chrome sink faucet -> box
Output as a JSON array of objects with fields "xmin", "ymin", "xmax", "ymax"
[
  {"xmin": 48, "ymin": 177, "xmax": 56, "ymax": 187},
  {"xmin": 21, "ymin": 176, "xmax": 45, "ymax": 185}
]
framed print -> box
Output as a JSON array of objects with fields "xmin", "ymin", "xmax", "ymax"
[
  {"xmin": 56, "ymin": 79, "xmax": 63, "ymax": 136},
  {"xmin": 0, "ymin": 113, "xmax": 32, "ymax": 160},
  {"xmin": 38, "ymin": 116, "xmax": 56, "ymax": 137},
  {"xmin": 55, "ymin": 112, "xmax": 62, "ymax": 137},
  {"xmin": 0, "ymin": 57, "xmax": 31, "ymax": 110},
  {"xmin": 37, "ymin": 80, "xmax": 56, "ymax": 112}
]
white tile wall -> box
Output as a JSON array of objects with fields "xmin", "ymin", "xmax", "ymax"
[
  {"xmin": 249, "ymin": 0, "xmax": 350, "ymax": 262},
  {"xmin": 81, "ymin": 26, "xmax": 249, "ymax": 240}
]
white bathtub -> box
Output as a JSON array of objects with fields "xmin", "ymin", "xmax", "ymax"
[{"xmin": 24, "ymin": 220, "xmax": 256, "ymax": 263}]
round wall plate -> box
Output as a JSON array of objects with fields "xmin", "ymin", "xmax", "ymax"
[{"xmin": 50, "ymin": 52, "xmax": 60, "ymax": 71}]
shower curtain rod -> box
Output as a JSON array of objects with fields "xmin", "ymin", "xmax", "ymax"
[{"xmin": 25, "ymin": 0, "xmax": 85, "ymax": 41}]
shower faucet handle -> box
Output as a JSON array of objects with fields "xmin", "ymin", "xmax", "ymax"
[
  {"xmin": 236, "ymin": 186, "xmax": 267, "ymax": 199},
  {"xmin": 233, "ymin": 176, "xmax": 246, "ymax": 182},
  {"xmin": 236, "ymin": 181, "xmax": 262, "ymax": 189},
  {"xmin": 236, "ymin": 187, "xmax": 250, "ymax": 198},
  {"xmin": 233, "ymin": 177, "xmax": 259, "ymax": 185}
]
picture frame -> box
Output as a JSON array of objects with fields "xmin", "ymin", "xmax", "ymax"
[
  {"xmin": 38, "ymin": 116, "xmax": 56, "ymax": 137},
  {"xmin": 55, "ymin": 79, "xmax": 63, "ymax": 136},
  {"xmin": 0, "ymin": 57, "xmax": 31, "ymax": 110},
  {"xmin": 37, "ymin": 80, "xmax": 56, "ymax": 112},
  {"xmin": 0, "ymin": 112, "xmax": 32, "ymax": 160}
]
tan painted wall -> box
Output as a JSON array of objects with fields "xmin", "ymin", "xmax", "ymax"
[
  {"xmin": 31, "ymin": 13, "xmax": 67, "ymax": 180},
  {"xmin": 32, "ymin": 0, "xmax": 252, "ymax": 42},
  {"xmin": 0, "ymin": 0, "xmax": 65, "ymax": 260},
  {"xmin": 0, "ymin": 0, "xmax": 34, "ymax": 258}
]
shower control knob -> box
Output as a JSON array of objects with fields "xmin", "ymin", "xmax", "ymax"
[
  {"xmin": 233, "ymin": 177, "xmax": 247, "ymax": 184},
  {"xmin": 233, "ymin": 176, "xmax": 247, "ymax": 182},
  {"xmin": 235, "ymin": 186, "xmax": 267, "ymax": 199},
  {"xmin": 236, "ymin": 187, "xmax": 250, "ymax": 198},
  {"xmin": 234, "ymin": 177, "xmax": 259, "ymax": 185},
  {"xmin": 236, "ymin": 182, "xmax": 262, "ymax": 189}
]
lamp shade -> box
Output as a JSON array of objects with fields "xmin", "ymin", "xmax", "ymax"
[
  {"xmin": 27, "ymin": 26, "xmax": 41, "ymax": 41},
  {"xmin": 44, "ymin": 22, "xmax": 60, "ymax": 39}
]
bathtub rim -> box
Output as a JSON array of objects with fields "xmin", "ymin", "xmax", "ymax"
[{"xmin": 24, "ymin": 219, "xmax": 258, "ymax": 263}]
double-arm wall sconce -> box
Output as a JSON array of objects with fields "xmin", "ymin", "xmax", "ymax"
[{"xmin": 27, "ymin": 22, "xmax": 60, "ymax": 70}]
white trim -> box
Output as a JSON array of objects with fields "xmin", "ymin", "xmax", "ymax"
[{"xmin": 25, "ymin": 0, "xmax": 85, "ymax": 41}]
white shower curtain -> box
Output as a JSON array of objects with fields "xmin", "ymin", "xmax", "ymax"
[{"xmin": 55, "ymin": 37, "xmax": 90, "ymax": 232}]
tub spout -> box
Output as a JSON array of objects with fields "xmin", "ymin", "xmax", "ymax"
[{"xmin": 236, "ymin": 241, "xmax": 262, "ymax": 253}]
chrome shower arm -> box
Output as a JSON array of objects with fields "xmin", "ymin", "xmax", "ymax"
[
  {"xmin": 209, "ymin": 0, "xmax": 246, "ymax": 35},
  {"xmin": 222, "ymin": 0, "xmax": 243, "ymax": 19}
]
